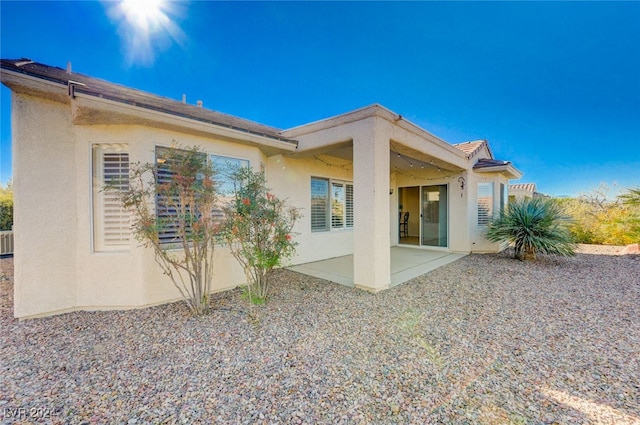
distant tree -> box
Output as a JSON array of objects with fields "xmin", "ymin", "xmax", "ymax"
[
  {"xmin": 0, "ymin": 181, "xmax": 13, "ymax": 231},
  {"xmin": 486, "ymin": 197, "xmax": 575, "ymax": 260},
  {"xmin": 560, "ymin": 184, "xmax": 640, "ymax": 245},
  {"xmin": 109, "ymin": 145, "xmax": 220, "ymax": 316}
]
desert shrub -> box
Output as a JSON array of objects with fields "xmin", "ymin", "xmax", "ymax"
[
  {"xmin": 110, "ymin": 145, "xmax": 219, "ymax": 315},
  {"xmin": 486, "ymin": 197, "xmax": 575, "ymax": 260},
  {"xmin": 220, "ymin": 167, "xmax": 300, "ymax": 304},
  {"xmin": 561, "ymin": 185, "xmax": 640, "ymax": 245}
]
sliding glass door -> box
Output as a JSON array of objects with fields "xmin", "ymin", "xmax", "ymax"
[{"xmin": 421, "ymin": 185, "xmax": 448, "ymax": 247}]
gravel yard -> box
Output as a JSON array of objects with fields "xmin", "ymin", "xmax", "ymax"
[{"xmin": 1, "ymin": 246, "xmax": 639, "ymax": 424}]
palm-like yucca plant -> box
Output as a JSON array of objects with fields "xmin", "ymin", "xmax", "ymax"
[
  {"xmin": 486, "ymin": 197, "xmax": 576, "ymax": 260},
  {"xmin": 620, "ymin": 188, "xmax": 640, "ymax": 206}
]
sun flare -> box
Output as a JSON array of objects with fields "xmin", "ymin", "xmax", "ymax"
[
  {"xmin": 107, "ymin": 0, "xmax": 185, "ymax": 66},
  {"xmin": 121, "ymin": 0, "xmax": 167, "ymax": 31}
]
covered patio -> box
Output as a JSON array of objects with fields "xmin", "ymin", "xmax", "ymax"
[{"xmin": 288, "ymin": 247, "xmax": 466, "ymax": 289}]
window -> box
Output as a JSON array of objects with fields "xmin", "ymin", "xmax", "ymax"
[
  {"xmin": 345, "ymin": 183, "xmax": 354, "ymax": 228},
  {"xmin": 155, "ymin": 147, "xmax": 250, "ymax": 244},
  {"xmin": 92, "ymin": 144, "xmax": 130, "ymax": 251},
  {"xmin": 156, "ymin": 147, "xmax": 190, "ymax": 244},
  {"xmin": 311, "ymin": 177, "xmax": 353, "ymax": 232},
  {"xmin": 477, "ymin": 182, "xmax": 494, "ymax": 226},
  {"xmin": 210, "ymin": 154, "xmax": 250, "ymax": 224},
  {"xmin": 311, "ymin": 178, "xmax": 329, "ymax": 232},
  {"xmin": 210, "ymin": 154, "xmax": 250, "ymax": 197},
  {"xmin": 331, "ymin": 182, "xmax": 345, "ymax": 228}
]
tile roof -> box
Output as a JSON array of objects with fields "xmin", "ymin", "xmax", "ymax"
[
  {"xmin": 1, "ymin": 58, "xmax": 297, "ymax": 145},
  {"xmin": 453, "ymin": 140, "xmax": 486, "ymax": 157},
  {"xmin": 509, "ymin": 183, "xmax": 537, "ymax": 193}
]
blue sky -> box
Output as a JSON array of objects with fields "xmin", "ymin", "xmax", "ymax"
[{"xmin": 1, "ymin": 1, "xmax": 639, "ymax": 197}]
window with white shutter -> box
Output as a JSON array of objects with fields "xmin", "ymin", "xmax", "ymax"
[
  {"xmin": 477, "ymin": 182, "xmax": 494, "ymax": 226},
  {"xmin": 311, "ymin": 177, "xmax": 353, "ymax": 232},
  {"xmin": 345, "ymin": 183, "xmax": 354, "ymax": 228},
  {"xmin": 156, "ymin": 146, "xmax": 206, "ymax": 245},
  {"xmin": 92, "ymin": 144, "xmax": 130, "ymax": 251}
]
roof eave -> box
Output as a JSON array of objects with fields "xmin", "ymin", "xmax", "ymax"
[
  {"xmin": 474, "ymin": 163, "xmax": 523, "ymax": 179},
  {"xmin": 1, "ymin": 65, "xmax": 298, "ymax": 154},
  {"xmin": 73, "ymin": 92, "xmax": 298, "ymax": 154},
  {"xmin": 282, "ymin": 103, "xmax": 468, "ymax": 161}
]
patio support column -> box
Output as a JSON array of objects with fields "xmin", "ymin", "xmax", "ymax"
[{"xmin": 353, "ymin": 117, "xmax": 391, "ymax": 291}]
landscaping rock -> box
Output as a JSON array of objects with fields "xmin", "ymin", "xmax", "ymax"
[{"xmin": 0, "ymin": 248, "xmax": 638, "ymax": 424}]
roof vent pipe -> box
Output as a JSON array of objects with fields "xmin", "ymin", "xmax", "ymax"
[
  {"xmin": 197, "ymin": 100, "xmax": 203, "ymax": 108},
  {"xmin": 182, "ymin": 94, "xmax": 186, "ymax": 104},
  {"xmin": 66, "ymin": 61, "xmax": 72, "ymax": 74}
]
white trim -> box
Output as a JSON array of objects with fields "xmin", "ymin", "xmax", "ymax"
[{"xmin": 91, "ymin": 143, "xmax": 131, "ymax": 253}]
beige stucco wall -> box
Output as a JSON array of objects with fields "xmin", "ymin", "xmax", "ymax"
[
  {"xmin": 12, "ymin": 93, "xmax": 266, "ymax": 318},
  {"xmin": 10, "ymin": 90, "xmax": 516, "ymax": 317},
  {"xmin": 266, "ymin": 155, "xmax": 354, "ymax": 265},
  {"xmin": 12, "ymin": 93, "xmax": 80, "ymax": 318},
  {"xmin": 467, "ymin": 172, "xmax": 511, "ymax": 253}
]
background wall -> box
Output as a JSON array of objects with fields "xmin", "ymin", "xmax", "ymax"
[{"xmin": 266, "ymin": 154, "xmax": 354, "ymax": 265}]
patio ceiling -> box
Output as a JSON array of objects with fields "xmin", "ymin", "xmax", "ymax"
[{"xmin": 291, "ymin": 140, "xmax": 465, "ymax": 173}]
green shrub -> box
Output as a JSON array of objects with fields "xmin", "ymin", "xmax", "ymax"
[
  {"xmin": 220, "ymin": 167, "xmax": 300, "ymax": 304},
  {"xmin": 486, "ymin": 197, "xmax": 575, "ymax": 260},
  {"xmin": 0, "ymin": 184, "xmax": 12, "ymax": 231},
  {"xmin": 111, "ymin": 145, "xmax": 219, "ymax": 316}
]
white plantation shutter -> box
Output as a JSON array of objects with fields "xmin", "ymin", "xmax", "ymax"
[
  {"xmin": 477, "ymin": 182, "xmax": 494, "ymax": 226},
  {"xmin": 311, "ymin": 177, "xmax": 353, "ymax": 232},
  {"xmin": 346, "ymin": 183, "xmax": 354, "ymax": 228},
  {"xmin": 156, "ymin": 146, "xmax": 189, "ymax": 244},
  {"xmin": 93, "ymin": 144, "xmax": 130, "ymax": 251}
]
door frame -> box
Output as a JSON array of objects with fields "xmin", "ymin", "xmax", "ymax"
[{"xmin": 397, "ymin": 183, "xmax": 450, "ymax": 249}]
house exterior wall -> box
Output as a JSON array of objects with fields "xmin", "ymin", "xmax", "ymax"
[
  {"xmin": 394, "ymin": 170, "xmax": 471, "ymax": 252},
  {"xmin": 265, "ymin": 154, "xmax": 354, "ymax": 265},
  {"xmin": 467, "ymin": 172, "xmax": 511, "ymax": 253},
  {"xmin": 7, "ymin": 79, "xmax": 520, "ymax": 318},
  {"xmin": 12, "ymin": 93, "xmax": 80, "ymax": 318},
  {"xmin": 11, "ymin": 92, "xmax": 271, "ymax": 318}
]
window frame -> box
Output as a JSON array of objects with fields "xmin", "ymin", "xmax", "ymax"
[
  {"xmin": 311, "ymin": 176, "xmax": 353, "ymax": 232},
  {"xmin": 477, "ymin": 181, "xmax": 494, "ymax": 227},
  {"xmin": 155, "ymin": 146, "xmax": 251, "ymax": 245}
]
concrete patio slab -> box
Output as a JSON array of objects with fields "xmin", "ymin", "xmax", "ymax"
[{"xmin": 288, "ymin": 247, "xmax": 467, "ymax": 289}]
